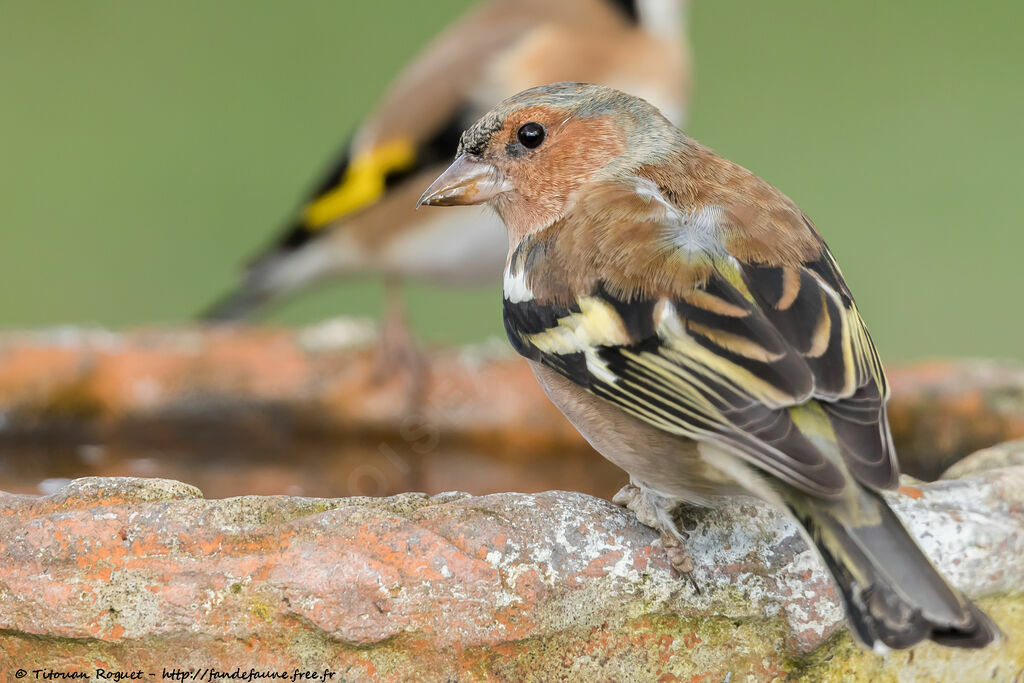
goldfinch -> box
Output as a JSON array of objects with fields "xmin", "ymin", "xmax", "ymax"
[
  {"xmin": 204, "ymin": 0, "xmax": 691, "ymax": 352},
  {"xmin": 418, "ymin": 83, "xmax": 998, "ymax": 650}
]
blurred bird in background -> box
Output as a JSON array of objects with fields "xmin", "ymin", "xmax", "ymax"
[
  {"xmin": 419, "ymin": 83, "xmax": 998, "ymax": 650},
  {"xmin": 204, "ymin": 0, "xmax": 691, "ymax": 379}
]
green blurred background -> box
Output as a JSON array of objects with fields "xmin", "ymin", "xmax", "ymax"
[{"xmin": 1, "ymin": 1, "xmax": 1021, "ymax": 361}]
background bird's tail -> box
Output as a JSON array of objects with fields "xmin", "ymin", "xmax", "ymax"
[
  {"xmin": 199, "ymin": 243, "xmax": 341, "ymax": 323},
  {"xmin": 785, "ymin": 487, "xmax": 999, "ymax": 650},
  {"xmin": 199, "ymin": 282, "xmax": 276, "ymax": 323}
]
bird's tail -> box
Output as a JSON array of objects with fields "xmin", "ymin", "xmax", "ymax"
[
  {"xmin": 199, "ymin": 282, "xmax": 276, "ymax": 323},
  {"xmin": 200, "ymin": 242, "xmax": 341, "ymax": 323},
  {"xmin": 784, "ymin": 486, "xmax": 999, "ymax": 650}
]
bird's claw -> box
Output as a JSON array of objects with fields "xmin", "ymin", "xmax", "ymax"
[
  {"xmin": 660, "ymin": 530, "xmax": 700, "ymax": 593},
  {"xmin": 615, "ymin": 483, "xmax": 701, "ymax": 592}
]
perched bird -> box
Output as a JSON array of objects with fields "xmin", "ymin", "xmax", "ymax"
[
  {"xmin": 418, "ymin": 83, "xmax": 999, "ymax": 650},
  {"xmin": 204, "ymin": 0, "xmax": 691, "ymax": 369}
]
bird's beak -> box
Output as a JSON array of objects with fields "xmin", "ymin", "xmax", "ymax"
[{"xmin": 417, "ymin": 155, "xmax": 510, "ymax": 208}]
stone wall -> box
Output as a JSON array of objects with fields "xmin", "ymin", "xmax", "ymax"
[{"xmin": 1, "ymin": 463, "xmax": 1022, "ymax": 680}]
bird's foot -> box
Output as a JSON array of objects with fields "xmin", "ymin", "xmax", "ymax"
[
  {"xmin": 660, "ymin": 529, "xmax": 699, "ymax": 592},
  {"xmin": 612, "ymin": 482, "xmax": 662, "ymax": 529},
  {"xmin": 614, "ymin": 482, "xmax": 700, "ymax": 592}
]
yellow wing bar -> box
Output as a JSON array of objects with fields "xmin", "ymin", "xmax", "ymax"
[{"xmin": 302, "ymin": 139, "xmax": 416, "ymax": 229}]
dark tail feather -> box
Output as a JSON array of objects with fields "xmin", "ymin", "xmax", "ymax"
[
  {"xmin": 786, "ymin": 489, "xmax": 999, "ymax": 650},
  {"xmin": 201, "ymin": 241, "xmax": 337, "ymax": 323},
  {"xmin": 199, "ymin": 284, "xmax": 275, "ymax": 323}
]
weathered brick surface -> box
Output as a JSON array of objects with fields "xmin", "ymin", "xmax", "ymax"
[
  {"xmin": 1, "ymin": 325, "xmax": 1023, "ymax": 497},
  {"xmin": 886, "ymin": 361, "xmax": 1024, "ymax": 478},
  {"xmin": 1, "ymin": 325, "xmax": 1023, "ymax": 678},
  {"xmin": 1, "ymin": 464, "xmax": 1022, "ymax": 680}
]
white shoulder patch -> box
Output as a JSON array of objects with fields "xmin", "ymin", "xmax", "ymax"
[
  {"xmin": 627, "ymin": 177, "xmax": 726, "ymax": 256},
  {"xmin": 674, "ymin": 205, "xmax": 726, "ymax": 255},
  {"xmin": 503, "ymin": 266, "xmax": 534, "ymax": 304}
]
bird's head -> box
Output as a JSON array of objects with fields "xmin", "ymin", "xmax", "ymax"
[{"xmin": 418, "ymin": 82, "xmax": 684, "ymax": 239}]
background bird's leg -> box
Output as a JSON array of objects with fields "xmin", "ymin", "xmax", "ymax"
[
  {"xmin": 613, "ymin": 481, "xmax": 700, "ymax": 591},
  {"xmin": 374, "ymin": 277, "xmax": 428, "ymax": 407}
]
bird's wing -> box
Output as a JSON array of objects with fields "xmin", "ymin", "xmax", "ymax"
[
  {"xmin": 259, "ymin": 0, "xmax": 634, "ymax": 261},
  {"xmin": 263, "ymin": 115, "xmax": 466, "ymax": 257},
  {"xmin": 503, "ymin": 178, "xmax": 895, "ymax": 498}
]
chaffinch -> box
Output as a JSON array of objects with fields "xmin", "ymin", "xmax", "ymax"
[
  {"xmin": 204, "ymin": 0, "xmax": 691, "ymax": 370},
  {"xmin": 418, "ymin": 82, "xmax": 998, "ymax": 650}
]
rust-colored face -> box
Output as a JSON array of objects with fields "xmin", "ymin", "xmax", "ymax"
[{"xmin": 419, "ymin": 104, "xmax": 626, "ymax": 238}]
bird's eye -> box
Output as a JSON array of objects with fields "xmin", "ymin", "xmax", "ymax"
[{"xmin": 516, "ymin": 122, "xmax": 546, "ymax": 149}]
